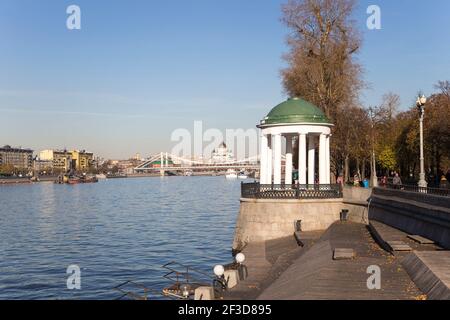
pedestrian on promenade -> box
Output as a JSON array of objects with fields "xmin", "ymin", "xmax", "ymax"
[
  {"xmin": 337, "ymin": 173, "xmax": 344, "ymax": 191},
  {"xmin": 393, "ymin": 173, "xmax": 402, "ymax": 189},
  {"xmin": 353, "ymin": 174, "xmax": 360, "ymax": 187},
  {"xmin": 440, "ymin": 175, "xmax": 448, "ymax": 189}
]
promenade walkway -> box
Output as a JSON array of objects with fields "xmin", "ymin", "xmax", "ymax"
[
  {"xmin": 224, "ymin": 231, "xmax": 323, "ymax": 300},
  {"xmin": 257, "ymin": 222, "xmax": 425, "ymax": 300},
  {"xmin": 228, "ymin": 222, "xmax": 427, "ymax": 300}
]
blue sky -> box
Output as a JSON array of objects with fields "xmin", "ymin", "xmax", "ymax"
[{"xmin": 1, "ymin": 0, "xmax": 449, "ymax": 159}]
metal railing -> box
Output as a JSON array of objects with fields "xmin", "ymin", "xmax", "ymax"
[
  {"xmin": 161, "ymin": 261, "xmax": 215, "ymax": 299},
  {"xmin": 384, "ymin": 183, "xmax": 450, "ymax": 197},
  {"xmin": 241, "ymin": 182, "xmax": 343, "ymax": 199}
]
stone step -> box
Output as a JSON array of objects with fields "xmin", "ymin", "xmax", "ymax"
[
  {"xmin": 333, "ymin": 248, "xmax": 355, "ymax": 260},
  {"xmin": 402, "ymin": 251, "xmax": 450, "ymax": 300},
  {"xmin": 407, "ymin": 235, "xmax": 435, "ymax": 245},
  {"xmin": 387, "ymin": 241, "xmax": 412, "ymax": 252}
]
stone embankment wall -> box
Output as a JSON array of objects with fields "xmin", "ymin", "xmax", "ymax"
[
  {"xmin": 343, "ymin": 187, "xmax": 371, "ymax": 224},
  {"xmin": 233, "ymin": 185, "xmax": 448, "ymax": 250},
  {"xmin": 232, "ymin": 187, "xmax": 372, "ymax": 250},
  {"xmin": 232, "ymin": 198, "xmax": 343, "ymax": 250},
  {"xmin": 369, "ymin": 187, "xmax": 450, "ymax": 249}
]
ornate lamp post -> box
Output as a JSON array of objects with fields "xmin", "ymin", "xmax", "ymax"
[{"xmin": 416, "ymin": 95, "xmax": 428, "ymax": 188}]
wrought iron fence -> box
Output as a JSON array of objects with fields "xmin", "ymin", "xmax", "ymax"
[
  {"xmin": 384, "ymin": 183, "xmax": 450, "ymax": 197},
  {"xmin": 241, "ymin": 182, "xmax": 343, "ymax": 199}
]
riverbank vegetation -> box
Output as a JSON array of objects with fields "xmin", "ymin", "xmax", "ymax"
[{"xmin": 281, "ymin": 0, "xmax": 450, "ymax": 185}]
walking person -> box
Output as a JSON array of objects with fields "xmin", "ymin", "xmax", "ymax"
[
  {"xmin": 337, "ymin": 173, "xmax": 344, "ymax": 192},
  {"xmin": 440, "ymin": 175, "xmax": 448, "ymax": 189},
  {"xmin": 353, "ymin": 174, "xmax": 360, "ymax": 187},
  {"xmin": 392, "ymin": 173, "xmax": 402, "ymax": 189}
]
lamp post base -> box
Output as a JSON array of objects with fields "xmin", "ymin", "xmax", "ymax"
[
  {"xmin": 418, "ymin": 174, "xmax": 428, "ymax": 188},
  {"xmin": 371, "ymin": 175, "xmax": 378, "ymax": 188}
]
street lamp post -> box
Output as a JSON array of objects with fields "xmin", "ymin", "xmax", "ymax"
[
  {"xmin": 416, "ymin": 95, "xmax": 428, "ymax": 188},
  {"xmin": 369, "ymin": 107, "xmax": 378, "ymax": 187}
]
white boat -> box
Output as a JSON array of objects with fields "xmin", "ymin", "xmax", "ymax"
[
  {"xmin": 225, "ymin": 169, "xmax": 238, "ymax": 179},
  {"xmin": 95, "ymin": 174, "xmax": 107, "ymax": 179},
  {"xmin": 238, "ymin": 170, "xmax": 248, "ymax": 179},
  {"xmin": 184, "ymin": 170, "xmax": 193, "ymax": 176}
]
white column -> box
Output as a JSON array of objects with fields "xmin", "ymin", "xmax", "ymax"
[
  {"xmin": 260, "ymin": 134, "xmax": 268, "ymax": 184},
  {"xmin": 285, "ymin": 135, "xmax": 293, "ymax": 185},
  {"xmin": 266, "ymin": 135, "xmax": 273, "ymax": 184},
  {"xmin": 298, "ymin": 134, "xmax": 307, "ymax": 185},
  {"xmin": 319, "ymin": 134, "xmax": 326, "ymax": 184},
  {"xmin": 273, "ymin": 134, "xmax": 282, "ymax": 185},
  {"xmin": 308, "ymin": 135, "xmax": 316, "ymax": 185},
  {"xmin": 325, "ymin": 135, "xmax": 331, "ymax": 184}
]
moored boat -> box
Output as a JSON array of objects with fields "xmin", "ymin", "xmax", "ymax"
[
  {"xmin": 67, "ymin": 177, "xmax": 81, "ymax": 185},
  {"xmin": 55, "ymin": 174, "xmax": 98, "ymax": 184},
  {"xmin": 81, "ymin": 175, "xmax": 98, "ymax": 183},
  {"xmin": 184, "ymin": 170, "xmax": 193, "ymax": 177},
  {"xmin": 238, "ymin": 170, "xmax": 248, "ymax": 179},
  {"xmin": 225, "ymin": 169, "xmax": 238, "ymax": 179}
]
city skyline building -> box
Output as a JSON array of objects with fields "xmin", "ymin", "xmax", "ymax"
[{"xmin": 0, "ymin": 145, "xmax": 33, "ymax": 170}]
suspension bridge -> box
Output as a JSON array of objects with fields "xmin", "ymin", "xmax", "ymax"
[{"xmin": 134, "ymin": 152, "xmax": 262, "ymax": 174}]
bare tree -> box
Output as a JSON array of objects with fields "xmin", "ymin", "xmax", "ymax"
[
  {"xmin": 281, "ymin": 0, "xmax": 364, "ymax": 121},
  {"xmin": 332, "ymin": 105, "xmax": 370, "ymax": 181},
  {"xmin": 379, "ymin": 92, "xmax": 400, "ymax": 122},
  {"xmin": 435, "ymin": 80, "xmax": 450, "ymax": 101},
  {"xmin": 281, "ymin": 0, "xmax": 365, "ymax": 180}
]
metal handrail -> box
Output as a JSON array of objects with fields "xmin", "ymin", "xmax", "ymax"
[
  {"xmin": 384, "ymin": 183, "xmax": 450, "ymax": 197},
  {"xmin": 241, "ymin": 182, "xmax": 343, "ymax": 199},
  {"xmin": 113, "ymin": 280, "xmax": 166, "ymax": 300},
  {"xmin": 162, "ymin": 261, "xmax": 214, "ymax": 283}
]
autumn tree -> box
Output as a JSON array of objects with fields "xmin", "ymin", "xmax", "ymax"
[
  {"xmin": 394, "ymin": 110, "xmax": 418, "ymax": 177},
  {"xmin": 280, "ymin": 0, "xmax": 449, "ymax": 186},
  {"xmin": 332, "ymin": 105, "xmax": 370, "ymax": 181},
  {"xmin": 281, "ymin": 0, "xmax": 363, "ymax": 121},
  {"xmin": 368, "ymin": 93, "xmax": 401, "ymax": 176},
  {"xmin": 378, "ymin": 146, "xmax": 397, "ymax": 175},
  {"xmin": 426, "ymin": 81, "xmax": 450, "ymax": 177},
  {"xmin": 390, "ymin": 81, "xmax": 450, "ymax": 185},
  {"xmin": 281, "ymin": 0, "xmax": 366, "ymax": 181}
]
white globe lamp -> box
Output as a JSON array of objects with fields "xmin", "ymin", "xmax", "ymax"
[
  {"xmin": 214, "ymin": 265, "xmax": 225, "ymax": 277},
  {"xmin": 235, "ymin": 253, "xmax": 246, "ymax": 264}
]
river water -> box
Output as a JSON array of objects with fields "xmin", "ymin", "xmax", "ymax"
[{"xmin": 0, "ymin": 177, "xmax": 242, "ymax": 299}]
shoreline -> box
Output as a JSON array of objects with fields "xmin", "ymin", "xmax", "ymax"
[{"xmin": 0, "ymin": 173, "xmax": 237, "ymax": 185}]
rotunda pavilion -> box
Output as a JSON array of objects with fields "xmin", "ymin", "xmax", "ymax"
[{"xmin": 257, "ymin": 97, "xmax": 333, "ymax": 186}]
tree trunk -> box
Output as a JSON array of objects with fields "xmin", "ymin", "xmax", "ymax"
[
  {"xmin": 344, "ymin": 155, "xmax": 350, "ymax": 182},
  {"xmin": 370, "ymin": 154, "xmax": 374, "ymax": 178},
  {"xmin": 356, "ymin": 158, "xmax": 361, "ymax": 179},
  {"xmin": 361, "ymin": 159, "xmax": 366, "ymax": 180},
  {"xmin": 435, "ymin": 146, "xmax": 441, "ymax": 177}
]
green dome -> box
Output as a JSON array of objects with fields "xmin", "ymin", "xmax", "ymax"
[{"xmin": 260, "ymin": 97, "xmax": 331, "ymax": 126}]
